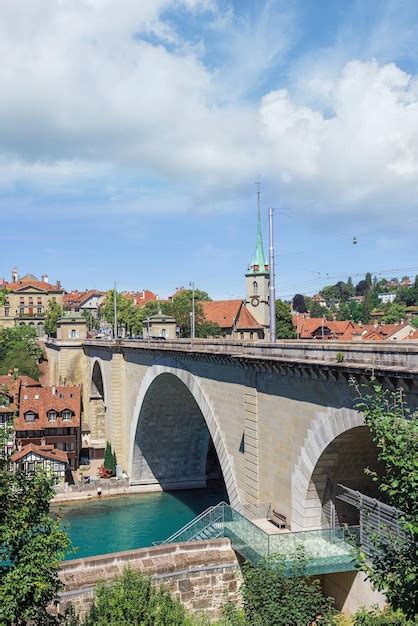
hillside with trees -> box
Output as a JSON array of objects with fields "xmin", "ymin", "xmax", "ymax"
[{"xmin": 292, "ymin": 274, "xmax": 418, "ymax": 325}]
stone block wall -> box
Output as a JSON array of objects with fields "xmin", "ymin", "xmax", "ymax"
[{"xmin": 58, "ymin": 539, "xmax": 242, "ymax": 621}]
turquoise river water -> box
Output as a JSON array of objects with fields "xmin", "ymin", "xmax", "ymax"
[{"xmin": 56, "ymin": 485, "xmax": 227, "ymax": 560}]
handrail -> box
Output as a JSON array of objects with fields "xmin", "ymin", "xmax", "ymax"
[{"xmin": 158, "ymin": 502, "xmax": 228, "ymax": 545}]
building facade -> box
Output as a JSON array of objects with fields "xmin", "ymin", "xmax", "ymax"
[
  {"xmin": 14, "ymin": 384, "xmax": 82, "ymax": 470},
  {"xmin": 0, "ymin": 269, "xmax": 65, "ymax": 334}
]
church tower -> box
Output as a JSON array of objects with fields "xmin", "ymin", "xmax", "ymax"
[{"xmin": 245, "ymin": 188, "xmax": 270, "ymax": 329}]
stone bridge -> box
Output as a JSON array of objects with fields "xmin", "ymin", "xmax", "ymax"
[{"xmin": 45, "ymin": 338, "xmax": 418, "ymax": 531}]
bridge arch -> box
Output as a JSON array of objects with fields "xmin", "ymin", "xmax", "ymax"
[
  {"xmin": 128, "ymin": 365, "xmax": 240, "ymax": 507},
  {"xmin": 291, "ymin": 408, "xmax": 381, "ymax": 530},
  {"xmin": 91, "ymin": 359, "xmax": 106, "ymax": 403}
]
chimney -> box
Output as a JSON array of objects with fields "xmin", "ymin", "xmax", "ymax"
[
  {"xmin": 57, "ymin": 280, "xmax": 61, "ymax": 289},
  {"xmin": 52, "ymin": 386, "xmax": 56, "ymax": 396},
  {"xmin": 12, "ymin": 267, "xmax": 18, "ymax": 283},
  {"xmin": 42, "ymin": 274, "xmax": 49, "ymax": 284}
]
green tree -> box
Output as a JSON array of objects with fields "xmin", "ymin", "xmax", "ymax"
[
  {"xmin": 196, "ymin": 319, "xmax": 222, "ymax": 338},
  {"xmin": 353, "ymin": 379, "xmax": 418, "ymax": 617},
  {"xmin": 103, "ymin": 441, "xmax": 115, "ymax": 475},
  {"xmin": 308, "ymin": 299, "xmax": 331, "ymax": 319},
  {"xmin": 82, "ymin": 568, "xmax": 190, "ymax": 625},
  {"xmin": 44, "ymin": 299, "xmax": 62, "ymax": 337},
  {"xmin": 292, "ymin": 293, "xmax": 307, "ymax": 313},
  {"xmin": 0, "ymin": 326, "xmax": 43, "ymax": 379},
  {"xmin": 101, "ymin": 290, "xmax": 135, "ymax": 336},
  {"xmin": 0, "ymin": 287, "xmax": 10, "ymax": 306},
  {"xmin": 275, "ymin": 300, "xmax": 295, "ymax": 339},
  {"xmin": 381, "ymin": 302, "xmax": 406, "ymax": 323},
  {"xmin": 238, "ymin": 552, "xmax": 334, "ymax": 626},
  {"xmin": 165, "ymin": 289, "xmax": 211, "ymax": 338},
  {"xmin": 81, "ymin": 309, "xmax": 100, "ymax": 332},
  {"xmin": 0, "ymin": 462, "xmax": 70, "ymax": 624}
]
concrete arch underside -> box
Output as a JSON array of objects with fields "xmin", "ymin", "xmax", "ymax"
[
  {"xmin": 128, "ymin": 365, "xmax": 240, "ymax": 507},
  {"xmin": 292, "ymin": 408, "xmax": 381, "ymax": 530}
]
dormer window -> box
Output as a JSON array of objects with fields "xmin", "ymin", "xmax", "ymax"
[
  {"xmin": 61, "ymin": 410, "xmax": 73, "ymax": 421},
  {"xmin": 24, "ymin": 411, "xmax": 37, "ymax": 422},
  {"xmin": 47, "ymin": 410, "xmax": 57, "ymax": 421}
]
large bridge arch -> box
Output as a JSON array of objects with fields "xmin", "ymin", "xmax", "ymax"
[
  {"xmin": 291, "ymin": 407, "xmax": 381, "ymax": 530},
  {"xmin": 128, "ymin": 365, "xmax": 241, "ymax": 507}
]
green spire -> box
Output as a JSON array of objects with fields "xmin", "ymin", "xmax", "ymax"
[{"xmin": 248, "ymin": 191, "xmax": 268, "ymax": 275}]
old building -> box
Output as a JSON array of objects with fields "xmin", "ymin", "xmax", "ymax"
[
  {"xmin": 0, "ymin": 374, "xmax": 41, "ymax": 454},
  {"xmin": 201, "ymin": 300, "xmax": 264, "ymax": 340},
  {"xmin": 14, "ymin": 385, "xmax": 82, "ymax": 470},
  {"xmin": 11, "ymin": 443, "xmax": 70, "ymax": 481},
  {"xmin": 0, "ymin": 268, "xmax": 65, "ymax": 334},
  {"xmin": 63, "ymin": 290, "xmax": 104, "ymax": 318},
  {"xmin": 124, "ymin": 290, "xmax": 158, "ymax": 306},
  {"xmin": 143, "ymin": 309, "xmax": 177, "ymax": 339}
]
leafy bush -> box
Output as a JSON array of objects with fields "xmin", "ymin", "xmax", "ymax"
[
  {"xmin": 239, "ymin": 551, "xmax": 335, "ymax": 625},
  {"xmin": 352, "ymin": 605, "xmax": 414, "ymax": 625},
  {"xmin": 69, "ymin": 568, "xmax": 192, "ymax": 625}
]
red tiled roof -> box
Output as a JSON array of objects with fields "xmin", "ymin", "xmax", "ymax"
[
  {"xmin": 63, "ymin": 290, "xmax": 102, "ymax": 306},
  {"xmin": 5, "ymin": 280, "xmax": 63, "ymax": 293},
  {"xmin": 292, "ymin": 316, "xmax": 362, "ymax": 340},
  {"xmin": 124, "ymin": 290, "xmax": 158, "ymax": 306},
  {"xmin": 201, "ymin": 300, "xmax": 242, "ymax": 328},
  {"xmin": 15, "ymin": 385, "xmax": 81, "ymax": 432},
  {"xmin": 235, "ymin": 305, "xmax": 263, "ymax": 329},
  {"xmin": 201, "ymin": 300, "xmax": 262, "ymax": 331},
  {"xmin": 11, "ymin": 443, "xmax": 69, "ymax": 464},
  {"xmin": 0, "ymin": 375, "xmax": 21, "ymax": 414}
]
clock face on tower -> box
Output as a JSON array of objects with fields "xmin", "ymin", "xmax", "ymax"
[{"xmin": 251, "ymin": 296, "xmax": 260, "ymax": 307}]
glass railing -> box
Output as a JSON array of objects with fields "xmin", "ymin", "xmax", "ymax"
[
  {"xmin": 160, "ymin": 503, "xmax": 359, "ymax": 575},
  {"xmin": 268, "ymin": 526, "xmax": 359, "ymax": 575}
]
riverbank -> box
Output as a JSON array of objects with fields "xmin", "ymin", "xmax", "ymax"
[{"xmin": 52, "ymin": 481, "xmax": 163, "ymax": 503}]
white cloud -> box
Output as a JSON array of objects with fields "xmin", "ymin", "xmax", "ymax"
[{"xmin": 0, "ymin": 1, "xmax": 418, "ymax": 220}]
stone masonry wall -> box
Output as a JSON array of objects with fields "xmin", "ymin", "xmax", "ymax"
[{"xmin": 58, "ymin": 539, "xmax": 242, "ymax": 621}]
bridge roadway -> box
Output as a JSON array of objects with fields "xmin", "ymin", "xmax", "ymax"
[{"xmin": 46, "ymin": 337, "xmax": 418, "ymax": 533}]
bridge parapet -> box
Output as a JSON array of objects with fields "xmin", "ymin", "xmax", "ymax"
[{"xmin": 83, "ymin": 338, "xmax": 418, "ymax": 374}]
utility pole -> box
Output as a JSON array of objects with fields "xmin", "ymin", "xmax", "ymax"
[
  {"xmin": 269, "ymin": 207, "xmax": 276, "ymax": 343},
  {"xmin": 113, "ymin": 282, "xmax": 117, "ymax": 340},
  {"xmin": 190, "ymin": 281, "xmax": 195, "ymax": 347}
]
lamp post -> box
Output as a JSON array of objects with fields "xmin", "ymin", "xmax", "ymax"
[
  {"xmin": 269, "ymin": 208, "xmax": 276, "ymax": 343},
  {"xmin": 113, "ymin": 282, "xmax": 117, "ymax": 340},
  {"xmin": 190, "ymin": 281, "xmax": 195, "ymax": 347}
]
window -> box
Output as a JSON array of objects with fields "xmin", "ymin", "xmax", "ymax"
[
  {"xmin": 24, "ymin": 411, "xmax": 36, "ymax": 422},
  {"xmin": 161, "ymin": 329, "xmax": 166, "ymax": 338},
  {"xmin": 4, "ymin": 307, "xmax": 9, "ymax": 317},
  {"xmin": 250, "ymin": 332, "xmax": 254, "ymax": 340},
  {"xmin": 253, "ymin": 281, "xmax": 258, "ymax": 294},
  {"xmin": 240, "ymin": 332, "xmax": 244, "ymax": 340},
  {"xmin": 19, "ymin": 307, "xmax": 24, "ymax": 316},
  {"xmin": 61, "ymin": 410, "xmax": 73, "ymax": 421},
  {"xmin": 20, "ymin": 297, "xmax": 24, "ymax": 305},
  {"xmin": 70, "ymin": 329, "xmax": 78, "ymax": 339},
  {"xmin": 47, "ymin": 410, "xmax": 57, "ymax": 421},
  {"xmin": 29, "ymin": 297, "xmax": 33, "ymax": 305},
  {"xmin": 37, "ymin": 307, "xmax": 42, "ymax": 315},
  {"xmin": 37, "ymin": 297, "xmax": 42, "ymax": 305}
]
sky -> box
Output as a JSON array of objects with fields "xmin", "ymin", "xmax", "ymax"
[{"xmin": 1, "ymin": 0, "xmax": 418, "ymax": 300}]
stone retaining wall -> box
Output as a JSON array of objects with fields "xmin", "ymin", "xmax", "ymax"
[{"xmin": 58, "ymin": 539, "xmax": 242, "ymax": 621}]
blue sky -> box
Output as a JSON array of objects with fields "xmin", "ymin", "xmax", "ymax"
[{"xmin": 1, "ymin": 0, "xmax": 418, "ymax": 299}]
